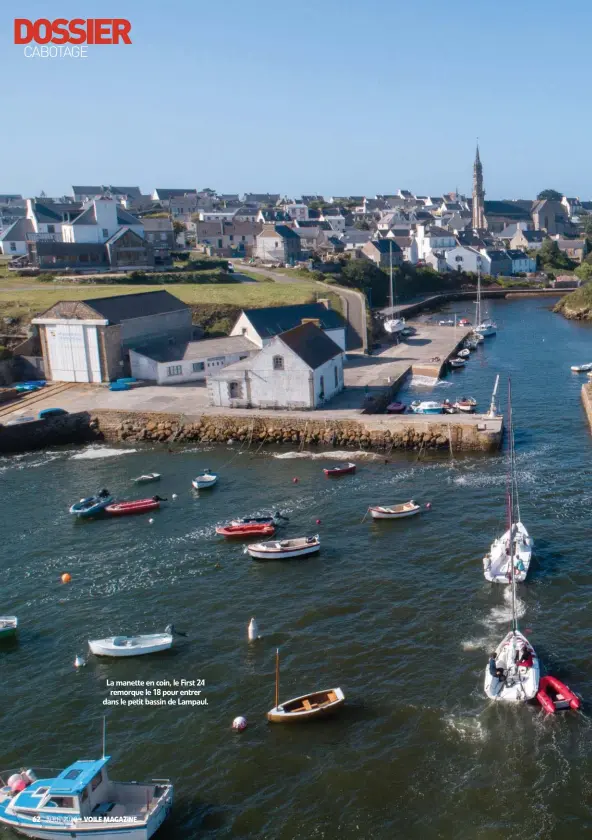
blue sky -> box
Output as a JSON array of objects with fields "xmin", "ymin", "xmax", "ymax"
[{"xmin": 2, "ymin": 0, "xmax": 591, "ymax": 199}]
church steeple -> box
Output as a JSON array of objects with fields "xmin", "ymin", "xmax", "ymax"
[{"xmin": 472, "ymin": 143, "xmax": 485, "ymax": 230}]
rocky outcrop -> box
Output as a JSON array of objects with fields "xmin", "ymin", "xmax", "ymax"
[{"xmin": 554, "ymin": 286, "xmax": 592, "ymax": 320}]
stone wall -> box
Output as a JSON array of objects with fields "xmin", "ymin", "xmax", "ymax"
[
  {"xmin": 90, "ymin": 409, "xmax": 501, "ymax": 452},
  {"xmin": 581, "ymin": 384, "xmax": 592, "ymax": 432},
  {"xmin": 0, "ymin": 411, "xmax": 100, "ymax": 454}
]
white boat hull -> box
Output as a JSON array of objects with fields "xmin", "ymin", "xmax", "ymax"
[
  {"xmin": 484, "ymin": 630, "xmax": 540, "ymax": 702},
  {"xmin": 89, "ymin": 634, "xmax": 173, "ymax": 657},
  {"xmin": 474, "ymin": 323, "xmax": 496, "ymax": 337},
  {"xmin": 483, "ymin": 522, "xmax": 532, "ymax": 583},
  {"xmin": 370, "ymin": 505, "xmax": 420, "ymax": 519},
  {"xmin": 192, "ymin": 476, "xmax": 217, "ymax": 490},
  {"xmin": 571, "ymin": 363, "xmax": 592, "ymax": 372},
  {"xmin": 248, "ymin": 544, "xmax": 320, "ymax": 560}
]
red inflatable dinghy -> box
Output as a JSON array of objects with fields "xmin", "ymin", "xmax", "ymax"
[
  {"xmin": 536, "ymin": 675, "xmax": 580, "ymax": 714},
  {"xmin": 105, "ymin": 499, "xmax": 161, "ymax": 516},
  {"xmin": 216, "ymin": 522, "xmax": 275, "ymax": 539}
]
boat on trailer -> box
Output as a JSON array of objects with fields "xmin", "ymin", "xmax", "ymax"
[
  {"xmin": 369, "ymin": 500, "xmax": 421, "ymax": 520},
  {"xmin": 0, "ymin": 616, "xmax": 17, "ymax": 641},
  {"xmin": 536, "ymin": 675, "xmax": 581, "ymax": 714},
  {"xmin": 267, "ymin": 649, "xmax": 345, "ymax": 723},
  {"xmin": 323, "ymin": 462, "xmax": 356, "ymax": 477},
  {"xmin": 246, "ymin": 535, "xmax": 320, "ymax": 560},
  {"xmin": 0, "ymin": 755, "xmax": 173, "ymax": 840}
]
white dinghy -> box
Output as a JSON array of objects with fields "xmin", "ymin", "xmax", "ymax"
[
  {"xmin": 484, "ymin": 630, "xmax": 540, "ymax": 702},
  {"xmin": 571, "ymin": 362, "xmax": 592, "ymax": 372},
  {"xmin": 88, "ymin": 624, "xmax": 185, "ymax": 657},
  {"xmin": 369, "ymin": 500, "xmax": 421, "ymax": 519},
  {"xmin": 192, "ymin": 469, "xmax": 218, "ymax": 490},
  {"xmin": 246, "ymin": 535, "xmax": 320, "ymax": 560}
]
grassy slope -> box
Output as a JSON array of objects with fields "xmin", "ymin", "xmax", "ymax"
[
  {"xmin": 0, "ymin": 281, "xmax": 323, "ymax": 323},
  {"xmin": 554, "ymin": 283, "xmax": 592, "ymax": 317}
]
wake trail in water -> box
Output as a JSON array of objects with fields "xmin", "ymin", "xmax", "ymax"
[
  {"xmin": 272, "ymin": 450, "xmax": 381, "ymax": 461},
  {"xmin": 70, "ymin": 445, "xmax": 138, "ymax": 460}
]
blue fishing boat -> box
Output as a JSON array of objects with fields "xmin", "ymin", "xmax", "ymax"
[
  {"xmin": 0, "ymin": 756, "xmax": 173, "ymax": 839},
  {"xmin": 409, "ymin": 400, "xmax": 443, "ymax": 415},
  {"xmin": 69, "ymin": 490, "xmax": 113, "ymax": 518}
]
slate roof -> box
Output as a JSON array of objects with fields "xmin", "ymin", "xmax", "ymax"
[
  {"xmin": 69, "ymin": 204, "xmax": 141, "ymax": 226},
  {"xmin": 72, "ymin": 186, "xmax": 141, "ymax": 198},
  {"xmin": 368, "ymin": 239, "xmax": 402, "ymax": 254},
  {"xmin": 484, "ymin": 201, "xmax": 531, "ymax": 219},
  {"xmin": 134, "ymin": 335, "xmax": 255, "ymax": 363},
  {"xmin": 241, "ymin": 303, "xmax": 345, "ymax": 338},
  {"xmin": 273, "ymin": 224, "xmax": 300, "ymax": 240},
  {"xmin": 82, "ymin": 290, "xmax": 188, "ymax": 324},
  {"xmin": 279, "ymin": 321, "xmax": 342, "ymax": 369},
  {"xmin": 142, "ymin": 217, "xmax": 174, "ymax": 232},
  {"xmin": 506, "ymin": 249, "xmax": 530, "ymax": 259},
  {"xmin": 155, "ymin": 188, "xmax": 196, "ymax": 200},
  {"xmin": 520, "ymin": 230, "xmax": 545, "ymax": 242},
  {"xmin": 426, "ymin": 226, "xmax": 454, "ymax": 236},
  {"xmin": 32, "ymin": 202, "xmax": 63, "ymax": 223},
  {"xmin": 0, "ymin": 217, "xmax": 33, "ymax": 241}
]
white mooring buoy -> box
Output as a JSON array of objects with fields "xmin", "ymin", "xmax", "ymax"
[
  {"xmin": 74, "ymin": 654, "xmax": 86, "ymax": 668},
  {"xmin": 247, "ymin": 617, "xmax": 259, "ymax": 642}
]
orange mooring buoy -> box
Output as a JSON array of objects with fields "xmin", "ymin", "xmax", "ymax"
[{"xmin": 61, "ymin": 573, "xmax": 72, "ymax": 584}]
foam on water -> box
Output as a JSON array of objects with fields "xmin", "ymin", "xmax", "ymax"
[
  {"xmin": 408, "ymin": 375, "xmax": 452, "ymax": 388},
  {"xmin": 272, "ymin": 450, "xmax": 381, "ymax": 461},
  {"xmin": 444, "ymin": 715, "xmax": 487, "ymax": 742},
  {"xmin": 70, "ymin": 445, "xmax": 138, "ymax": 460},
  {"xmin": 461, "ymin": 637, "xmax": 490, "ymax": 651},
  {"xmin": 484, "ymin": 587, "xmax": 526, "ymax": 626}
]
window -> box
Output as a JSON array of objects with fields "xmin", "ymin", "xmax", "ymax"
[
  {"xmin": 455, "ymin": 256, "xmax": 463, "ymax": 262},
  {"xmin": 273, "ymin": 355, "xmax": 284, "ymax": 371},
  {"xmin": 192, "ymin": 361, "xmax": 205, "ymax": 372},
  {"xmin": 239, "ymin": 354, "xmax": 249, "ymax": 360},
  {"xmin": 241, "ymin": 327, "xmax": 247, "ymax": 336},
  {"xmin": 9, "ymin": 242, "xmax": 16, "ymax": 251},
  {"xmin": 229, "ymin": 235, "xmax": 234, "ymax": 242},
  {"xmin": 47, "ymin": 225, "xmax": 55, "ymax": 234},
  {"xmin": 167, "ymin": 365, "xmax": 182, "ymax": 376},
  {"xmin": 47, "ymin": 797, "xmax": 75, "ymax": 810},
  {"xmin": 160, "ymin": 232, "xmax": 167, "ymax": 241},
  {"xmin": 228, "ymin": 381, "xmax": 242, "ymax": 399},
  {"xmin": 90, "ymin": 772, "xmax": 103, "ymax": 791},
  {"xmin": 102, "ymin": 228, "xmax": 109, "ymax": 238}
]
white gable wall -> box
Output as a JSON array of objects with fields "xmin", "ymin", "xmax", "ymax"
[{"xmin": 230, "ymin": 312, "xmax": 263, "ymax": 348}]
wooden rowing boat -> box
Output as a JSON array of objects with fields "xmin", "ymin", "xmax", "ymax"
[
  {"xmin": 246, "ymin": 535, "xmax": 320, "ymax": 560},
  {"xmin": 369, "ymin": 500, "xmax": 421, "ymax": 519},
  {"xmin": 267, "ymin": 649, "xmax": 345, "ymax": 723},
  {"xmin": 323, "ymin": 462, "xmax": 356, "ymax": 477}
]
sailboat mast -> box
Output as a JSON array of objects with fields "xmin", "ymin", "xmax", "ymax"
[
  {"xmin": 274, "ymin": 648, "xmax": 280, "ymax": 709},
  {"xmin": 476, "ymin": 270, "xmax": 482, "ymax": 325},
  {"xmin": 389, "ymin": 240, "xmax": 394, "ymax": 310},
  {"xmin": 508, "ymin": 378, "xmax": 517, "ymax": 633}
]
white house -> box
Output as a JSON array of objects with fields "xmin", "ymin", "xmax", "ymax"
[
  {"xmin": 444, "ymin": 245, "xmax": 484, "ymax": 273},
  {"xmin": 281, "ymin": 203, "xmax": 309, "ymax": 222},
  {"xmin": 129, "ymin": 335, "xmax": 256, "ymax": 385},
  {"xmin": 207, "ymin": 322, "xmax": 344, "ymax": 410},
  {"xmin": 0, "ymin": 217, "xmax": 33, "ymax": 255},
  {"xmin": 416, "ymin": 224, "xmax": 457, "ymax": 260},
  {"xmin": 230, "ymin": 302, "xmax": 347, "ymax": 351},
  {"xmin": 61, "ymin": 198, "xmax": 144, "ymax": 244}
]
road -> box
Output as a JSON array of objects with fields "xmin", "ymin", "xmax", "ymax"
[{"xmin": 235, "ymin": 262, "xmax": 367, "ymax": 352}]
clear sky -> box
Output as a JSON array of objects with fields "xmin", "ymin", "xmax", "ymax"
[{"xmin": 2, "ymin": 0, "xmax": 591, "ymax": 200}]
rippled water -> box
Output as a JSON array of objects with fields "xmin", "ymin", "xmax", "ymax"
[{"xmin": 2, "ymin": 297, "xmax": 592, "ymax": 839}]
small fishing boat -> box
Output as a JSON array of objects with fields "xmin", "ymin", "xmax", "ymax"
[
  {"xmin": 442, "ymin": 400, "xmax": 458, "ymax": 414},
  {"xmin": 485, "ymin": 630, "xmax": 540, "ymax": 702},
  {"xmin": 369, "ymin": 500, "xmax": 421, "ymax": 519},
  {"xmin": 105, "ymin": 498, "xmax": 162, "ymax": 517},
  {"xmin": 69, "ymin": 491, "xmax": 113, "ymax": 518},
  {"xmin": 0, "ymin": 754, "xmax": 173, "ymax": 839},
  {"xmin": 132, "ymin": 473, "xmax": 161, "ymax": 484},
  {"xmin": 457, "ymin": 348, "xmax": 470, "ymax": 358},
  {"xmin": 473, "ymin": 332, "xmax": 485, "ymax": 342},
  {"xmin": 449, "ymin": 357, "xmax": 466, "ymax": 368},
  {"xmin": 246, "ymin": 535, "xmax": 320, "ymax": 560},
  {"xmin": 216, "ymin": 522, "xmax": 276, "ymax": 539},
  {"xmin": 465, "ymin": 338, "xmax": 479, "ymax": 350},
  {"xmin": 267, "ymin": 649, "xmax": 345, "ymax": 723},
  {"xmin": 536, "ymin": 675, "xmax": 581, "ymax": 714},
  {"xmin": 570, "ymin": 362, "xmax": 592, "ymax": 372},
  {"xmin": 454, "ymin": 397, "xmax": 477, "ymax": 413},
  {"xmin": 386, "ymin": 401, "xmax": 406, "ymax": 414},
  {"xmin": 323, "ymin": 462, "xmax": 356, "ymax": 477},
  {"xmin": 410, "ymin": 400, "xmax": 442, "ymax": 415},
  {"xmin": 0, "ymin": 616, "xmax": 17, "ymax": 640},
  {"xmin": 88, "ymin": 625, "xmax": 184, "ymax": 657},
  {"xmin": 192, "ymin": 470, "xmax": 217, "ymax": 490}
]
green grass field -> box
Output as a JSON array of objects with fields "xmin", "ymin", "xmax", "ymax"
[{"xmin": 0, "ymin": 281, "xmax": 325, "ymax": 322}]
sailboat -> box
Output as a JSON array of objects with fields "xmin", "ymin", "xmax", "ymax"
[
  {"xmin": 383, "ymin": 240, "xmax": 406, "ymax": 335},
  {"xmin": 483, "ymin": 380, "xmax": 533, "ymax": 583},
  {"xmin": 473, "ymin": 270, "xmax": 497, "ymax": 337}
]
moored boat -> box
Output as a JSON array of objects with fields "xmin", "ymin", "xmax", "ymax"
[
  {"xmin": 230, "ymin": 512, "xmax": 288, "ymax": 527},
  {"xmin": 0, "ymin": 755, "xmax": 173, "ymax": 839},
  {"xmin": 323, "ymin": 462, "xmax": 356, "ymax": 477},
  {"xmin": 536, "ymin": 675, "xmax": 581, "ymax": 713},
  {"xmin": 369, "ymin": 500, "xmax": 421, "ymax": 519},
  {"xmin": 132, "ymin": 473, "xmax": 161, "ymax": 484},
  {"xmin": 485, "ymin": 630, "xmax": 540, "ymax": 702},
  {"xmin": 69, "ymin": 491, "xmax": 113, "ymax": 518},
  {"xmin": 216, "ymin": 522, "xmax": 275, "ymax": 539},
  {"xmin": 105, "ymin": 498, "xmax": 162, "ymax": 517},
  {"xmin": 267, "ymin": 648, "xmax": 345, "ymax": 724},
  {"xmin": 570, "ymin": 362, "xmax": 592, "ymax": 372},
  {"xmin": 386, "ymin": 401, "xmax": 406, "ymax": 414},
  {"xmin": 457, "ymin": 348, "xmax": 470, "ymax": 358},
  {"xmin": 442, "ymin": 400, "xmax": 458, "ymax": 414},
  {"xmin": 246, "ymin": 535, "xmax": 320, "ymax": 560},
  {"xmin": 88, "ymin": 625, "xmax": 183, "ymax": 657},
  {"xmin": 449, "ymin": 357, "xmax": 466, "ymax": 368},
  {"xmin": 410, "ymin": 400, "xmax": 442, "ymax": 415},
  {"xmin": 192, "ymin": 470, "xmax": 217, "ymax": 490},
  {"xmin": 454, "ymin": 397, "xmax": 477, "ymax": 413},
  {"xmin": 0, "ymin": 616, "xmax": 17, "ymax": 640}
]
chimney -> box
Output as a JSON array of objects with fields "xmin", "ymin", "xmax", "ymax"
[{"xmin": 317, "ymin": 298, "xmax": 331, "ymax": 310}]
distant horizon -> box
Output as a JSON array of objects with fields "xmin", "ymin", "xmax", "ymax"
[{"xmin": 2, "ymin": 0, "xmax": 592, "ymax": 198}]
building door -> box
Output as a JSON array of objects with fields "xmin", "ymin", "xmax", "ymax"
[{"xmin": 45, "ymin": 324, "xmax": 102, "ymax": 383}]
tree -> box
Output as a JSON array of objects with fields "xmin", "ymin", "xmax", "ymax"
[
  {"xmin": 354, "ymin": 219, "xmax": 370, "ymax": 230},
  {"xmin": 575, "ymin": 262, "xmax": 592, "ymax": 282},
  {"xmin": 538, "ymin": 239, "xmax": 575, "ymax": 271},
  {"xmin": 537, "ymin": 189, "xmax": 563, "ymax": 202},
  {"xmin": 340, "ymin": 259, "xmax": 389, "ymax": 305},
  {"xmin": 173, "ymin": 220, "xmax": 186, "ymax": 237}
]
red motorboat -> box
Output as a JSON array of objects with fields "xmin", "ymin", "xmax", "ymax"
[
  {"xmin": 323, "ymin": 462, "xmax": 356, "ymax": 477},
  {"xmin": 105, "ymin": 498, "xmax": 161, "ymax": 516},
  {"xmin": 536, "ymin": 675, "xmax": 581, "ymax": 714},
  {"xmin": 386, "ymin": 402, "xmax": 406, "ymax": 414},
  {"xmin": 216, "ymin": 522, "xmax": 276, "ymax": 538}
]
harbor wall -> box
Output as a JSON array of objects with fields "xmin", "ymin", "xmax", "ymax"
[
  {"xmin": 89, "ymin": 409, "xmax": 503, "ymax": 453},
  {"xmin": 0, "ymin": 411, "xmax": 99, "ymax": 454},
  {"xmin": 581, "ymin": 384, "xmax": 592, "ymax": 432}
]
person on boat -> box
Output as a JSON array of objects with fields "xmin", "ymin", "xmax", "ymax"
[
  {"xmin": 489, "ymin": 653, "xmax": 505, "ymax": 681},
  {"xmin": 515, "ymin": 558, "xmax": 525, "ymax": 574},
  {"xmin": 98, "ymin": 488, "xmax": 110, "ymax": 498},
  {"xmin": 517, "ymin": 647, "xmax": 534, "ymax": 668}
]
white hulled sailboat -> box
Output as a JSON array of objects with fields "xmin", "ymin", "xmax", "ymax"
[{"xmin": 473, "ymin": 270, "xmax": 497, "ymax": 337}]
